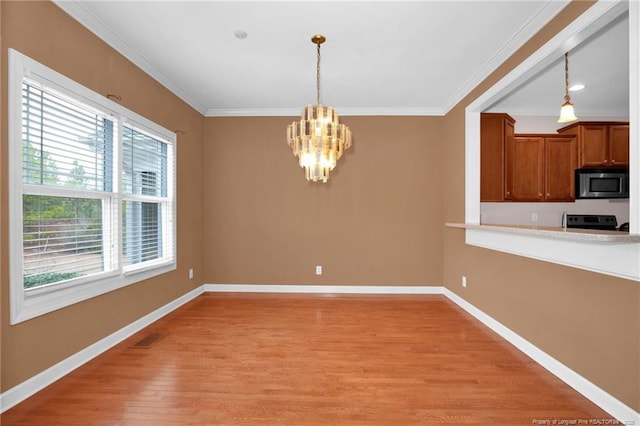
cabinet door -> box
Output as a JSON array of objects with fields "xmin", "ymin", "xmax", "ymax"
[
  {"xmin": 511, "ymin": 137, "xmax": 544, "ymax": 201},
  {"xmin": 480, "ymin": 114, "xmax": 513, "ymax": 201},
  {"xmin": 609, "ymin": 125, "xmax": 629, "ymax": 167},
  {"xmin": 545, "ymin": 136, "xmax": 576, "ymax": 201},
  {"xmin": 579, "ymin": 125, "xmax": 608, "ymax": 167},
  {"xmin": 503, "ymin": 119, "xmax": 515, "ymax": 200},
  {"xmin": 480, "ymin": 115, "xmax": 504, "ymax": 201}
]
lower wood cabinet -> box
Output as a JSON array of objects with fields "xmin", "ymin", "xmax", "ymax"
[{"xmin": 510, "ymin": 134, "xmax": 576, "ymax": 202}]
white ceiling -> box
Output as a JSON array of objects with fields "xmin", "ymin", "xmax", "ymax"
[
  {"xmin": 53, "ymin": 1, "xmax": 628, "ymax": 118},
  {"xmin": 489, "ymin": 10, "xmax": 629, "ymax": 118}
]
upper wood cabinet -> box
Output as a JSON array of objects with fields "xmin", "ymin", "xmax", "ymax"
[
  {"xmin": 511, "ymin": 134, "xmax": 576, "ymax": 202},
  {"xmin": 557, "ymin": 121, "xmax": 629, "ymax": 168},
  {"xmin": 544, "ymin": 135, "xmax": 578, "ymax": 201},
  {"xmin": 480, "ymin": 113, "xmax": 515, "ymax": 201},
  {"xmin": 609, "ymin": 125, "xmax": 630, "ymax": 167},
  {"xmin": 510, "ymin": 136, "xmax": 544, "ymax": 201}
]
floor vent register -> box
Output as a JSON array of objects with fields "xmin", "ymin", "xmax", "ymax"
[{"xmin": 131, "ymin": 332, "xmax": 166, "ymax": 349}]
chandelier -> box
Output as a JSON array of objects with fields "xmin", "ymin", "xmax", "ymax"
[
  {"xmin": 557, "ymin": 52, "xmax": 578, "ymax": 123},
  {"xmin": 287, "ymin": 35, "xmax": 352, "ymax": 183}
]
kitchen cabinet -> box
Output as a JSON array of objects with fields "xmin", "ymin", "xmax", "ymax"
[
  {"xmin": 511, "ymin": 134, "xmax": 577, "ymax": 202},
  {"xmin": 557, "ymin": 121, "xmax": 629, "ymax": 168},
  {"xmin": 545, "ymin": 135, "xmax": 578, "ymax": 201},
  {"xmin": 480, "ymin": 113, "xmax": 515, "ymax": 201},
  {"xmin": 609, "ymin": 125, "xmax": 630, "ymax": 167},
  {"xmin": 510, "ymin": 136, "xmax": 543, "ymax": 201}
]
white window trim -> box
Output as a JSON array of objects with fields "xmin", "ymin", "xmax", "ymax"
[
  {"xmin": 464, "ymin": 0, "xmax": 640, "ymax": 282},
  {"xmin": 8, "ymin": 49, "xmax": 177, "ymax": 324}
]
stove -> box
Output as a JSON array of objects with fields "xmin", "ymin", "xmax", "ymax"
[{"xmin": 564, "ymin": 214, "xmax": 618, "ymax": 231}]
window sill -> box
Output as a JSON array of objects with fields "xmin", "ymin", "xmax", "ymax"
[
  {"xmin": 446, "ymin": 223, "xmax": 640, "ymax": 282},
  {"xmin": 12, "ymin": 262, "xmax": 176, "ymax": 325}
]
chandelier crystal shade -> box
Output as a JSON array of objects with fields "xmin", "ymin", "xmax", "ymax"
[
  {"xmin": 287, "ymin": 35, "xmax": 352, "ymax": 183},
  {"xmin": 557, "ymin": 52, "xmax": 578, "ymax": 123}
]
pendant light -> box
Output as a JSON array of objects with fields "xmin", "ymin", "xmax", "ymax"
[
  {"xmin": 287, "ymin": 35, "xmax": 352, "ymax": 183},
  {"xmin": 558, "ymin": 52, "xmax": 578, "ymax": 123}
]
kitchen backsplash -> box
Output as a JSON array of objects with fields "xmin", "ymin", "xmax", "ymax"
[{"xmin": 481, "ymin": 199, "xmax": 630, "ymax": 227}]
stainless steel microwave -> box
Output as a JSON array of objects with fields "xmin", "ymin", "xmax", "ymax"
[{"xmin": 575, "ymin": 168, "xmax": 629, "ymax": 199}]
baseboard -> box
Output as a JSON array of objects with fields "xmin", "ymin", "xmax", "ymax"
[
  {"xmin": 3, "ymin": 283, "xmax": 638, "ymax": 424},
  {"xmin": 443, "ymin": 288, "xmax": 640, "ymax": 425},
  {"xmin": 204, "ymin": 283, "xmax": 444, "ymax": 294},
  {"xmin": 0, "ymin": 285, "xmax": 205, "ymax": 413}
]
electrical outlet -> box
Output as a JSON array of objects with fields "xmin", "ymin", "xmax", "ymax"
[
  {"xmin": 315, "ymin": 265, "xmax": 323, "ymax": 275},
  {"xmin": 531, "ymin": 212, "xmax": 538, "ymax": 223},
  {"xmin": 189, "ymin": 268, "xmax": 194, "ymax": 279},
  {"xmin": 462, "ymin": 276, "xmax": 467, "ymax": 288}
]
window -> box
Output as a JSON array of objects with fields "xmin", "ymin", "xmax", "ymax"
[{"xmin": 9, "ymin": 49, "xmax": 176, "ymax": 324}]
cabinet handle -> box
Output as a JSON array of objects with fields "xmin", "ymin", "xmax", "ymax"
[{"xmin": 611, "ymin": 160, "xmax": 616, "ymax": 164}]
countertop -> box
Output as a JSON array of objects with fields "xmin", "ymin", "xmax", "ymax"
[{"xmin": 445, "ymin": 222, "xmax": 640, "ymax": 243}]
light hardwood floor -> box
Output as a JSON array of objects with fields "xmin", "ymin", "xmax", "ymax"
[{"xmin": 1, "ymin": 293, "xmax": 614, "ymax": 425}]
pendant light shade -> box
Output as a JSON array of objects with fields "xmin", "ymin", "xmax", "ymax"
[
  {"xmin": 287, "ymin": 35, "xmax": 352, "ymax": 183},
  {"xmin": 558, "ymin": 52, "xmax": 578, "ymax": 123},
  {"xmin": 558, "ymin": 101, "xmax": 577, "ymax": 123}
]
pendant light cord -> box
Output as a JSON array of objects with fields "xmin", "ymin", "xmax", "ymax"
[
  {"xmin": 564, "ymin": 52, "xmax": 570, "ymax": 102},
  {"xmin": 316, "ymin": 41, "xmax": 321, "ymax": 105}
]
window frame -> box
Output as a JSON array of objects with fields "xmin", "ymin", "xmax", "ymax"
[{"xmin": 9, "ymin": 49, "xmax": 177, "ymax": 324}]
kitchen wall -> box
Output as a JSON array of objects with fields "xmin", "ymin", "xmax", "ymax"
[
  {"xmin": 203, "ymin": 116, "xmax": 444, "ymax": 286},
  {"xmin": 1, "ymin": 1, "xmax": 205, "ymax": 392},
  {"xmin": 443, "ymin": 0, "xmax": 639, "ymax": 412},
  {"xmin": 481, "ymin": 199, "xmax": 630, "ymax": 227}
]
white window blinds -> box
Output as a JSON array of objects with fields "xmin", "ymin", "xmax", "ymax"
[
  {"xmin": 122, "ymin": 127, "xmax": 173, "ymax": 267},
  {"xmin": 22, "ymin": 83, "xmax": 113, "ymax": 191},
  {"xmin": 21, "ymin": 82, "xmax": 116, "ymax": 289}
]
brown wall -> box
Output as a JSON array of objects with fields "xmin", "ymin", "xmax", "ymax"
[
  {"xmin": 203, "ymin": 116, "xmax": 443, "ymax": 286},
  {"xmin": 442, "ymin": 1, "xmax": 640, "ymax": 411},
  {"xmin": 0, "ymin": 1, "xmax": 204, "ymax": 391}
]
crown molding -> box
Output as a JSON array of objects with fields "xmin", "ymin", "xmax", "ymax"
[
  {"xmin": 441, "ymin": 0, "xmax": 570, "ymax": 114},
  {"xmin": 486, "ymin": 106, "xmax": 629, "ymax": 118},
  {"xmin": 52, "ymin": 0, "xmax": 208, "ymax": 115},
  {"xmin": 205, "ymin": 106, "xmax": 445, "ymax": 117}
]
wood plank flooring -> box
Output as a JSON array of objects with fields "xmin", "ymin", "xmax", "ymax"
[{"xmin": 1, "ymin": 294, "xmax": 615, "ymax": 425}]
